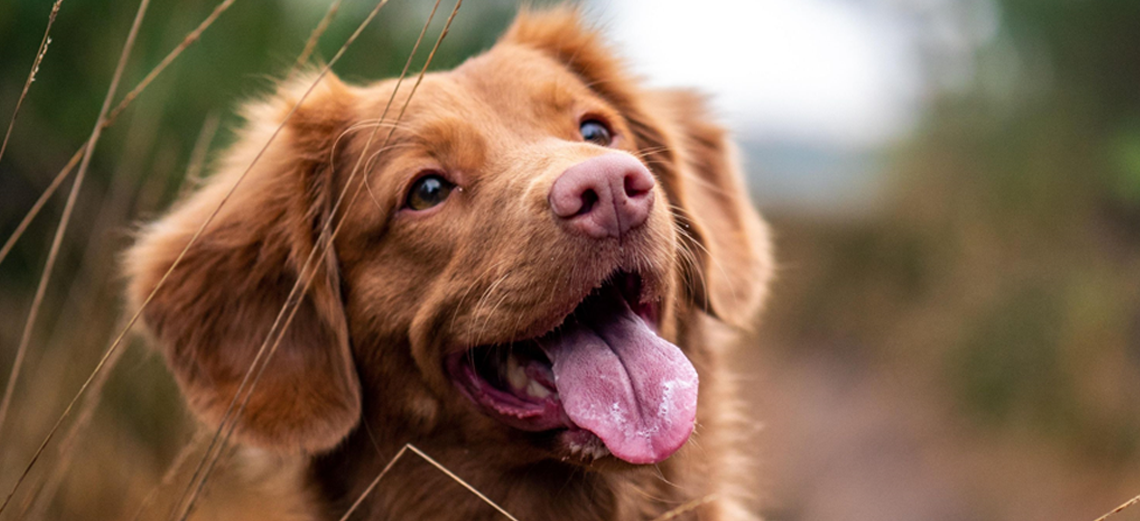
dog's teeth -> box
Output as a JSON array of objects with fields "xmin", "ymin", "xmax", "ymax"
[
  {"xmin": 506, "ymin": 354, "xmax": 528, "ymax": 391},
  {"xmin": 526, "ymin": 380, "xmax": 551, "ymax": 399}
]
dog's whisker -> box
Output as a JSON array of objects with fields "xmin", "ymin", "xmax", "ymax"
[
  {"xmin": 675, "ymin": 228, "xmax": 704, "ymax": 296},
  {"xmin": 650, "ymin": 463, "xmax": 682, "ymax": 489},
  {"xmin": 468, "ymin": 272, "xmax": 512, "ymax": 346},
  {"xmin": 631, "ymin": 145, "xmax": 671, "ymax": 160},
  {"xmin": 579, "ymin": 76, "xmax": 633, "ymax": 91},
  {"xmin": 666, "ymin": 204, "xmax": 717, "ymax": 294},
  {"xmin": 448, "ymin": 256, "xmax": 513, "ymax": 336},
  {"xmin": 648, "ymin": 493, "xmax": 719, "ymax": 521},
  {"xmin": 470, "ymin": 276, "xmax": 506, "ymax": 327},
  {"xmin": 476, "ymin": 289, "xmax": 516, "ymax": 347},
  {"xmin": 626, "ymin": 484, "xmax": 676, "ymax": 506},
  {"xmin": 363, "ymin": 417, "xmax": 384, "ymax": 456},
  {"xmin": 673, "ymin": 215, "xmax": 740, "ymax": 315},
  {"xmin": 665, "ymin": 212, "xmax": 708, "ymax": 307},
  {"xmin": 673, "ymin": 168, "xmax": 734, "ymax": 198}
]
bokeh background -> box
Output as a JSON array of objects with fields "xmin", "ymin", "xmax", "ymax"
[{"xmin": 1, "ymin": 0, "xmax": 1139, "ymax": 519}]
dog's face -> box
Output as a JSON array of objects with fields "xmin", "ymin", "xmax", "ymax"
[
  {"xmin": 337, "ymin": 42, "xmax": 696, "ymax": 465},
  {"xmin": 125, "ymin": 8, "xmax": 771, "ymax": 469}
]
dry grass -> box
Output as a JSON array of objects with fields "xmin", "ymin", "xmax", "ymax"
[
  {"xmin": 0, "ymin": 0, "xmax": 153, "ymax": 511},
  {"xmin": 164, "ymin": 1, "xmax": 405, "ymax": 517},
  {"xmin": 0, "ymin": 0, "xmax": 246, "ymax": 512},
  {"xmin": 338, "ymin": 443, "xmax": 521, "ymax": 521},
  {"xmin": 0, "ymin": 0, "xmax": 62, "ymax": 172},
  {"xmin": 0, "ymin": 0, "xmax": 242, "ymax": 270},
  {"xmin": 172, "ymin": 3, "xmax": 465, "ymax": 518},
  {"xmin": 1094, "ymin": 494, "xmax": 1140, "ymax": 521}
]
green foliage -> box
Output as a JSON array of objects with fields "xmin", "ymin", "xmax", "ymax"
[
  {"xmin": 898, "ymin": 0, "xmax": 1140, "ymax": 455},
  {"xmin": 765, "ymin": 0, "xmax": 1140, "ymax": 465},
  {"xmin": 951, "ymin": 284, "xmax": 1068, "ymax": 426}
]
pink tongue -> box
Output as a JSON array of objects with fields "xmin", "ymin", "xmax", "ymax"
[{"xmin": 540, "ymin": 295, "xmax": 698, "ymax": 464}]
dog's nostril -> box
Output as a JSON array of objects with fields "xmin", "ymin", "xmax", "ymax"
[
  {"xmin": 549, "ymin": 153, "xmax": 655, "ymax": 238},
  {"xmin": 624, "ymin": 173, "xmax": 652, "ymax": 198},
  {"xmin": 579, "ymin": 189, "xmax": 599, "ymax": 215}
]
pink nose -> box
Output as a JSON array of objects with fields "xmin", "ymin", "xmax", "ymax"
[{"xmin": 548, "ymin": 154, "xmax": 656, "ymax": 239}]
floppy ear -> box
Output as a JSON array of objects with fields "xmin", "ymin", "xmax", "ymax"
[
  {"xmin": 124, "ymin": 73, "xmax": 362, "ymax": 453},
  {"xmin": 502, "ymin": 8, "xmax": 774, "ymax": 327},
  {"xmin": 641, "ymin": 90, "xmax": 774, "ymax": 327}
]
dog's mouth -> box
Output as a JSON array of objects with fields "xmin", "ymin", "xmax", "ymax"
[{"xmin": 447, "ymin": 271, "xmax": 699, "ymax": 465}]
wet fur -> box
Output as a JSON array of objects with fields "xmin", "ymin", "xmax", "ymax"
[{"xmin": 124, "ymin": 7, "xmax": 773, "ymax": 521}]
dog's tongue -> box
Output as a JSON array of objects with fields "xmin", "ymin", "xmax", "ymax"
[{"xmin": 540, "ymin": 292, "xmax": 698, "ymax": 464}]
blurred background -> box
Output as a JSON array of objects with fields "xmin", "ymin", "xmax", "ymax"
[{"xmin": 1, "ymin": 0, "xmax": 1139, "ymax": 519}]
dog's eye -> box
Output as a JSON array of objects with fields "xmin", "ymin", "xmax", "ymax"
[
  {"xmin": 405, "ymin": 174, "xmax": 453, "ymax": 211},
  {"xmin": 580, "ymin": 119, "xmax": 613, "ymax": 146}
]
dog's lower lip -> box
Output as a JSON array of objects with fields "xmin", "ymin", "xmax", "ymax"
[
  {"xmin": 448, "ymin": 349, "xmax": 568, "ymax": 432},
  {"xmin": 447, "ymin": 268, "xmax": 703, "ymax": 466},
  {"xmin": 447, "ymin": 271, "xmax": 657, "ymax": 448}
]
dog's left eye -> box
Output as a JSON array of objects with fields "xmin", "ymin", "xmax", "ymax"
[
  {"xmin": 580, "ymin": 119, "xmax": 613, "ymax": 146},
  {"xmin": 405, "ymin": 174, "xmax": 453, "ymax": 211}
]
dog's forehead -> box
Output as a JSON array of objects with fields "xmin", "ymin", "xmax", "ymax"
[
  {"xmin": 420, "ymin": 44, "xmax": 604, "ymax": 131},
  {"xmin": 358, "ymin": 44, "xmax": 593, "ymax": 128},
  {"xmin": 457, "ymin": 45, "xmax": 591, "ymax": 96},
  {"xmin": 355, "ymin": 45, "xmax": 612, "ymax": 176}
]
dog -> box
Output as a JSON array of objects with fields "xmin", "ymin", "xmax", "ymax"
[{"xmin": 124, "ymin": 7, "xmax": 772, "ymax": 520}]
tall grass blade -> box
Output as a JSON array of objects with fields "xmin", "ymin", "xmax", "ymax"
[
  {"xmin": 1093, "ymin": 493, "xmax": 1140, "ymax": 521},
  {"xmin": 0, "ymin": 0, "xmax": 62, "ymax": 171},
  {"xmin": 0, "ymin": 0, "xmax": 153, "ymax": 512},
  {"xmin": 287, "ymin": 0, "xmax": 344, "ymax": 80},
  {"xmin": 171, "ymin": 1, "xmax": 461, "ymax": 518},
  {"xmin": 335, "ymin": 443, "xmax": 520, "ymax": 521},
  {"xmin": 0, "ymin": 0, "xmax": 241, "ymax": 271}
]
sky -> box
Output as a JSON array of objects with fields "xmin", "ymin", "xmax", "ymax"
[{"xmin": 586, "ymin": 0, "xmax": 925, "ymax": 149}]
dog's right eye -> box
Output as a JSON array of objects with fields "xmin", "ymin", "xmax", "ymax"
[
  {"xmin": 405, "ymin": 174, "xmax": 454, "ymax": 211},
  {"xmin": 580, "ymin": 119, "xmax": 613, "ymax": 146}
]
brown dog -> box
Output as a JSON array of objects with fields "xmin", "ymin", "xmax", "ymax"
[{"xmin": 125, "ymin": 7, "xmax": 772, "ymax": 520}]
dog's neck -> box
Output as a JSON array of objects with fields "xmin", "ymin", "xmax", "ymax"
[
  {"xmin": 298, "ymin": 313, "xmax": 734, "ymax": 521},
  {"xmin": 307, "ymin": 417, "xmax": 691, "ymax": 521},
  {"xmin": 301, "ymin": 333, "xmax": 707, "ymax": 520}
]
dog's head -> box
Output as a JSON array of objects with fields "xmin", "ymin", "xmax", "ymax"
[{"xmin": 125, "ymin": 8, "xmax": 771, "ymax": 467}]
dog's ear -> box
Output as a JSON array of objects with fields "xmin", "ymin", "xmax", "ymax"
[
  {"xmin": 637, "ymin": 90, "xmax": 774, "ymax": 327},
  {"xmin": 503, "ymin": 8, "xmax": 773, "ymax": 327},
  {"xmin": 124, "ymin": 73, "xmax": 362, "ymax": 453},
  {"xmin": 502, "ymin": 6, "xmax": 636, "ymax": 110}
]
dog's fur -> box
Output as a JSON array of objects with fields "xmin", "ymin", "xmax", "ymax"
[{"xmin": 124, "ymin": 7, "xmax": 772, "ymax": 521}]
